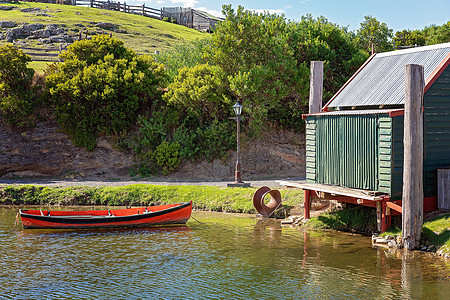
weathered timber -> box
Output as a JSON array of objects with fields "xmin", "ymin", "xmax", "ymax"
[
  {"xmin": 309, "ymin": 61, "xmax": 323, "ymax": 114},
  {"xmin": 402, "ymin": 64, "xmax": 424, "ymax": 250},
  {"xmin": 437, "ymin": 169, "xmax": 450, "ymax": 210}
]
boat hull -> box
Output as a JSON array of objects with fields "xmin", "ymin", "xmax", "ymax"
[{"xmin": 19, "ymin": 202, "xmax": 192, "ymax": 229}]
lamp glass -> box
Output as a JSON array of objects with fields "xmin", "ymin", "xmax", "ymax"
[{"xmin": 232, "ymin": 101, "xmax": 243, "ymax": 117}]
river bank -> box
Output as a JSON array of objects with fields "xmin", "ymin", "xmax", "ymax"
[{"xmin": 2, "ymin": 183, "xmax": 449, "ymax": 258}]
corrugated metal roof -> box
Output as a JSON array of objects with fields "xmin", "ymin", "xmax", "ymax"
[
  {"xmin": 304, "ymin": 109, "xmax": 403, "ymax": 117},
  {"xmin": 327, "ymin": 43, "xmax": 450, "ymax": 108}
]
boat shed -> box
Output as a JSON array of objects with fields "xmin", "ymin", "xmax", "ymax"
[{"xmin": 281, "ymin": 42, "xmax": 450, "ymax": 232}]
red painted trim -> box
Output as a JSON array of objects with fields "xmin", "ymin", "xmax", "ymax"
[
  {"xmin": 386, "ymin": 201, "xmax": 402, "ymax": 213},
  {"xmin": 424, "ymin": 196, "xmax": 437, "ymax": 212},
  {"xmin": 424, "ymin": 53, "xmax": 450, "ymax": 93},
  {"xmin": 389, "ymin": 109, "xmax": 405, "ymax": 117},
  {"xmin": 381, "ymin": 201, "xmax": 387, "ymax": 232},
  {"xmin": 322, "ymin": 53, "xmax": 377, "ymax": 111},
  {"xmin": 304, "ymin": 190, "xmax": 311, "ymax": 219}
]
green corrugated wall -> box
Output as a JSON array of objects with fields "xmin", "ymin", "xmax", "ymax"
[
  {"xmin": 423, "ymin": 65, "xmax": 450, "ymax": 197},
  {"xmin": 314, "ymin": 115, "xmax": 380, "ymax": 191}
]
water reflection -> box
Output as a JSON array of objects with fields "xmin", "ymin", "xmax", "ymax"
[{"xmin": 0, "ymin": 207, "xmax": 449, "ymax": 299}]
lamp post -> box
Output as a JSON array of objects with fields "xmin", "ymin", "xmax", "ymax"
[
  {"xmin": 228, "ymin": 100, "xmax": 250, "ymax": 188},
  {"xmin": 233, "ymin": 101, "xmax": 243, "ymax": 183}
]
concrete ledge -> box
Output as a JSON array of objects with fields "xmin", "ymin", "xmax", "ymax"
[{"xmin": 227, "ymin": 182, "xmax": 251, "ymax": 188}]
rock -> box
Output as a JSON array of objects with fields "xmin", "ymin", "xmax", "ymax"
[
  {"xmin": 75, "ymin": 11, "xmax": 81, "ymax": 15},
  {"xmin": 388, "ymin": 241, "xmax": 394, "ymax": 247},
  {"xmin": 0, "ymin": 21, "xmax": 17, "ymax": 28},
  {"xmin": 385, "ymin": 235, "xmax": 393, "ymax": 240},
  {"xmin": 23, "ymin": 24, "xmax": 45, "ymax": 31},
  {"xmin": 281, "ymin": 219, "xmax": 293, "ymax": 225},
  {"xmin": 0, "ymin": 6, "xmax": 16, "ymax": 11},
  {"xmin": 29, "ymin": 29, "xmax": 52, "ymax": 39},
  {"xmin": 95, "ymin": 22, "xmax": 117, "ymax": 30},
  {"xmin": 74, "ymin": 23, "xmax": 85, "ymax": 27},
  {"xmin": 375, "ymin": 238, "xmax": 388, "ymax": 244},
  {"xmin": 5, "ymin": 24, "xmax": 45, "ymax": 42},
  {"xmin": 396, "ymin": 236, "xmax": 402, "ymax": 244},
  {"xmin": 20, "ymin": 7, "xmax": 41, "ymax": 13},
  {"xmin": 36, "ymin": 13, "xmax": 53, "ymax": 17},
  {"xmin": 421, "ymin": 246, "xmax": 428, "ymax": 251}
]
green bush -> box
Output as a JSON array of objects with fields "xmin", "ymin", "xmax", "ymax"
[
  {"xmin": 152, "ymin": 141, "xmax": 181, "ymax": 175},
  {"xmin": 45, "ymin": 35, "xmax": 166, "ymax": 150},
  {"xmin": 163, "ymin": 64, "xmax": 231, "ymax": 122},
  {"xmin": 0, "ymin": 44, "xmax": 38, "ymax": 126}
]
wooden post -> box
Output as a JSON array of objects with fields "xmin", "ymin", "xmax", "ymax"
[
  {"xmin": 142, "ymin": 4, "xmax": 145, "ymax": 16},
  {"xmin": 309, "ymin": 61, "xmax": 323, "ymax": 114},
  {"xmin": 90, "ymin": 0, "xmax": 93, "ymax": 8},
  {"xmin": 376, "ymin": 201, "xmax": 382, "ymax": 232},
  {"xmin": 304, "ymin": 190, "xmax": 311, "ymax": 219},
  {"xmin": 402, "ymin": 64, "xmax": 424, "ymax": 250}
]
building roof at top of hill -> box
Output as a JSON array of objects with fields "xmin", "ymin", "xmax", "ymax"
[{"xmin": 325, "ymin": 42, "xmax": 450, "ymax": 109}]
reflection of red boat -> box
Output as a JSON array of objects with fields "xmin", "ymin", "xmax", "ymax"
[{"xmin": 19, "ymin": 202, "xmax": 192, "ymax": 229}]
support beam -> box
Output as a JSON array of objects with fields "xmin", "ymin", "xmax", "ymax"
[
  {"xmin": 304, "ymin": 190, "xmax": 311, "ymax": 219},
  {"xmin": 309, "ymin": 61, "xmax": 323, "ymax": 114},
  {"xmin": 376, "ymin": 201, "xmax": 382, "ymax": 232},
  {"xmin": 402, "ymin": 64, "xmax": 424, "ymax": 250}
]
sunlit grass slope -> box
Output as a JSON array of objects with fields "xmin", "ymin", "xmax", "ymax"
[{"xmin": 0, "ymin": 2, "xmax": 204, "ymax": 54}]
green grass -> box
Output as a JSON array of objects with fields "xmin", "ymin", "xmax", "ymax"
[
  {"xmin": 306, "ymin": 205, "xmax": 377, "ymax": 233},
  {"xmin": 0, "ymin": 2, "xmax": 204, "ymax": 56},
  {"xmin": 422, "ymin": 214, "xmax": 450, "ymax": 253},
  {"xmin": 0, "ymin": 184, "xmax": 304, "ymax": 215}
]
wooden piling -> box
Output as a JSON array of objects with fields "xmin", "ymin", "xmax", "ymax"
[
  {"xmin": 402, "ymin": 64, "xmax": 424, "ymax": 250},
  {"xmin": 309, "ymin": 61, "xmax": 323, "ymax": 114}
]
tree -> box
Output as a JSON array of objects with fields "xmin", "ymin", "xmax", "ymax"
[
  {"xmin": 424, "ymin": 21, "xmax": 450, "ymax": 45},
  {"xmin": 205, "ymin": 5, "xmax": 301, "ymax": 130},
  {"xmin": 288, "ymin": 15, "xmax": 368, "ymax": 100},
  {"xmin": 0, "ymin": 44, "xmax": 37, "ymax": 126},
  {"xmin": 356, "ymin": 15, "xmax": 394, "ymax": 53},
  {"xmin": 163, "ymin": 64, "xmax": 230, "ymax": 122},
  {"xmin": 45, "ymin": 35, "xmax": 165, "ymax": 150},
  {"xmin": 394, "ymin": 29, "xmax": 426, "ymax": 47}
]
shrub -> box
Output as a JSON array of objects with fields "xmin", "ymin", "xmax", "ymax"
[
  {"xmin": 163, "ymin": 64, "xmax": 231, "ymax": 122},
  {"xmin": 0, "ymin": 44, "xmax": 37, "ymax": 126},
  {"xmin": 45, "ymin": 35, "xmax": 165, "ymax": 150},
  {"xmin": 152, "ymin": 141, "xmax": 181, "ymax": 175}
]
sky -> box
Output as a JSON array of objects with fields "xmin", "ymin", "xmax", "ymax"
[{"xmin": 127, "ymin": 0, "xmax": 449, "ymax": 32}]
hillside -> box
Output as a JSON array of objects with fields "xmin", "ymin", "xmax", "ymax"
[{"xmin": 0, "ymin": 2, "xmax": 204, "ymax": 70}]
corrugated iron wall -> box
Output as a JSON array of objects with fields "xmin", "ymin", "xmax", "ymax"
[
  {"xmin": 315, "ymin": 115, "xmax": 379, "ymax": 190},
  {"xmin": 423, "ymin": 65, "xmax": 450, "ymax": 197}
]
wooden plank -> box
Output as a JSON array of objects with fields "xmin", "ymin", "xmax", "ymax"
[
  {"xmin": 438, "ymin": 169, "xmax": 450, "ymax": 210},
  {"xmin": 277, "ymin": 181, "xmax": 385, "ymax": 201}
]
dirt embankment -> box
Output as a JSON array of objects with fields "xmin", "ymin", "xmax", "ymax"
[{"xmin": 0, "ymin": 121, "xmax": 306, "ymax": 181}]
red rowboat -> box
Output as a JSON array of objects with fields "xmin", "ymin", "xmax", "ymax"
[{"xmin": 19, "ymin": 201, "xmax": 192, "ymax": 229}]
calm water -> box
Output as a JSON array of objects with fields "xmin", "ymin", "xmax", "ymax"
[{"xmin": 1, "ymin": 206, "xmax": 449, "ymax": 300}]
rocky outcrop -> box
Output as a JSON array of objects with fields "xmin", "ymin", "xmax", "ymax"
[
  {"xmin": 0, "ymin": 21, "xmax": 17, "ymax": 28},
  {"xmin": 2, "ymin": 23, "xmax": 73, "ymax": 43}
]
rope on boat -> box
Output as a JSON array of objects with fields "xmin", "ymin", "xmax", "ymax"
[{"xmin": 13, "ymin": 212, "xmax": 20, "ymax": 230}]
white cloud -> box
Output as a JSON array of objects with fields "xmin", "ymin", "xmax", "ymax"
[
  {"xmin": 300, "ymin": 0, "xmax": 312, "ymax": 4},
  {"xmin": 169, "ymin": 0, "xmax": 197, "ymax": 7},
  {"xmin": 248, "ymin": 8, "xmax": 285, "ymax": 15},
  {"xmin": 195, "ymin": 6, "xmax": 223, "ymax": 18},
  {"xmin": 156, "ymin": 0, "xmax": 165, "ymax": 3}
]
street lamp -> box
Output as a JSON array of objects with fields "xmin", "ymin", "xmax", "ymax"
[{"xmin": 228, "ymin": 100, "xmax": 250, "ymax": 187}]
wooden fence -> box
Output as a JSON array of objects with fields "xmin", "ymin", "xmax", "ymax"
[{"xmin": 19, "ymin": 45, "xmax": 67, "ymax": 62}]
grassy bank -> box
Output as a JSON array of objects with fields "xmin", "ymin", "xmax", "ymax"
[
  {"xmin": 308, "ymin": 206, "xmax": 450, "ymax": 257},
  {"xmin": 0, "ymin": 184, "xmax": 304, "ymax": 215},
  {"xmin": 306, "ymin": 205, "xmax": 377, "ymax": 233}
]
